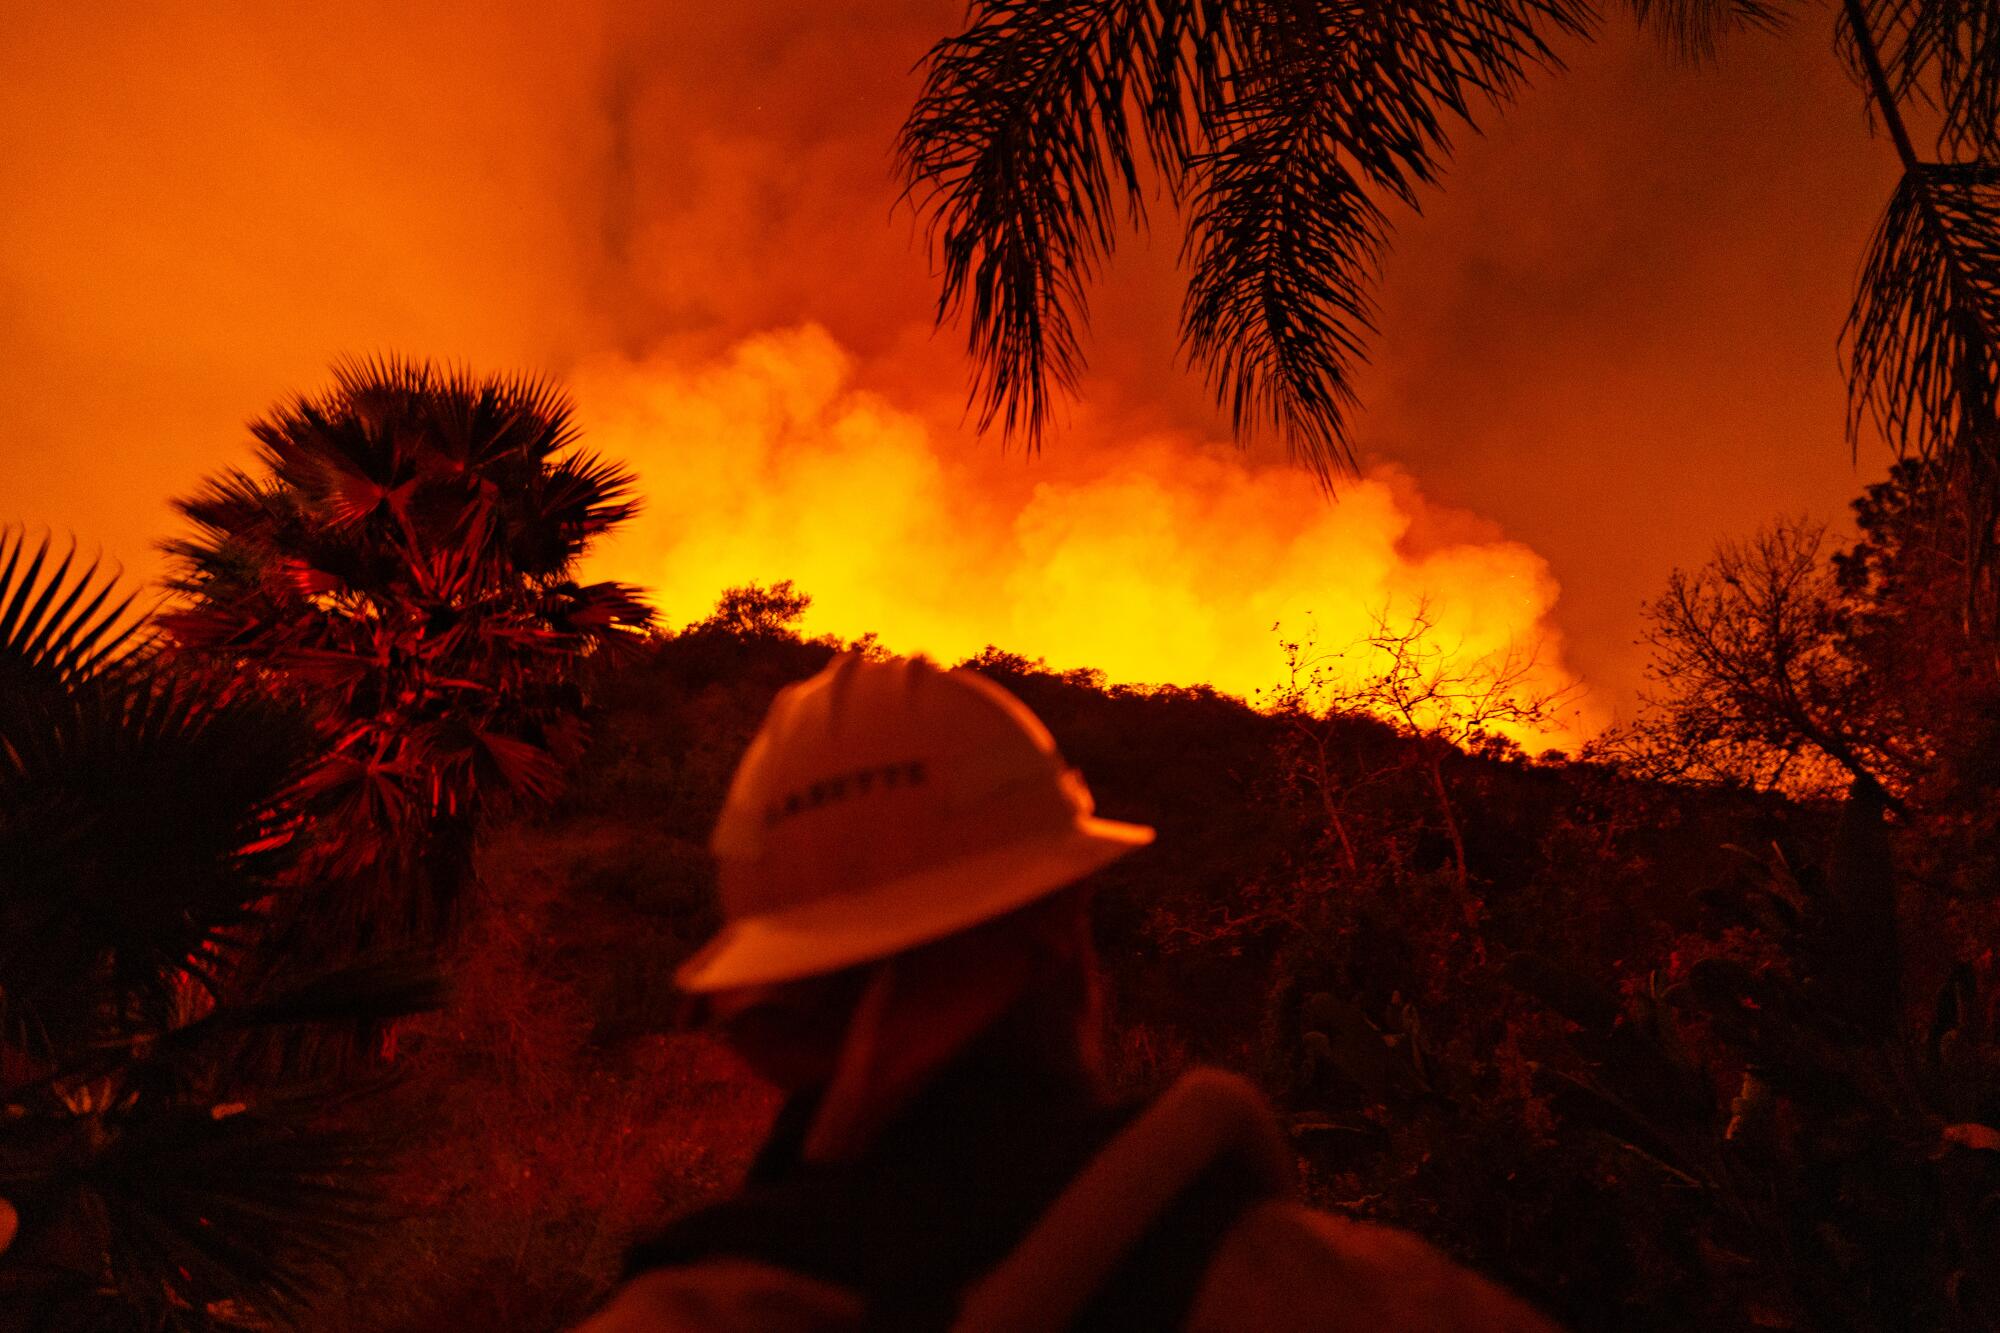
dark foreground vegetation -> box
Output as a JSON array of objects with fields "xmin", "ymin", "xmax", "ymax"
[
  {"xmin": 11, "ymin": 0, "xmax": 2000, "ymax": 1326},
  {"xmin": 292, "ymin": 608, "xmax": 1996, "ymax": 1333},
  {"xmin": 4, "ymin": 362, "xmax": 1998, "ymax": 1333}
]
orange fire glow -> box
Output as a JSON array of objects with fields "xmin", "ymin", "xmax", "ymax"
[
  {"xmin": 579, "ymin": 326, "xmax": 1595, "ymax": 745},
  {"xmin": 0, "ymin": 5, "xmax": 1890, "ymax": 746}
]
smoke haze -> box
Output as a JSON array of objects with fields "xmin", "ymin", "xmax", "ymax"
[{"xmin": 0, "ymin": 1, "xmax": 1898, "ymax": 725}]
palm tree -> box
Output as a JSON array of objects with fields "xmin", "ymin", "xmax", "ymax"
[
  {"xmin": 899, "ymin": 0, "xmax": 2000, "ymax": 521},
  {"xmin": 163, "ymin": 359, "xmax": 655, "ymax": 947},
  {"xmin": 0, "ymin": 529, "xmax": 440, "ymax": 1331},
  {"xmin": 1832, "ymin": 0, "xmax": 2000, "ymax": 630}
]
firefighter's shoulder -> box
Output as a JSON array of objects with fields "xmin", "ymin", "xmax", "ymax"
[
  {"xmin": 1189, "ymin": 1198, "xmax": 1564, "ymax": 1333},
  {"xmin": 956, "ymin": 1067, "xmax": 1566, "ymax": 1332},
  {"xmin": 573, "ymin": 1256, "xmax": 864, "ymax": 1333}
]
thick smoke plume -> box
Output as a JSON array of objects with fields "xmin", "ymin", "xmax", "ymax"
[
  {"xmin": 1, "ymin": 2, "xmax": 1894, "ymax": 723},
  {"xmin": 579, "ymin": 325, "xmax": 1590, "ymax": 739}
]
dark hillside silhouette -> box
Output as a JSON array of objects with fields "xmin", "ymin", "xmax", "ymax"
[
  {"xmin": 296, "ymin": 587, "xmax": 2000, "ymax": 1332},
  {"xmin": 7, "ymin": 537, "xmax": 1997, "ymax": 1328}
]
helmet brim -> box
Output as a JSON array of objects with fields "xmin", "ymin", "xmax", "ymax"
[{"xmin": 674, "ymin": 815, "xmax": 1154, "ymax": 994}]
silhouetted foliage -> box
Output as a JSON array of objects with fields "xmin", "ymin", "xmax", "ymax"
[
  {"xmin": 1630, "ymin": 0, "xmax": 1790, "ymax": 61},
  {"xmin": 899, "ymin": 0, "xmax": 1592, "ymax": 474},
  {"xmin": 1837, "ymin": 461, "xmax": 2000, "ymax": 806},
  {"xmin": 1622, "ymin": 519, "xmax": 1908, "ymax": 798},
  {"xmin": 0, "ymin": 534, "xmax": 441, "ymax": 1333},
  {"xmin": 1835, "ymin": 0, "xmax": 2000, "ymax": 162},
  {"xmin": 1510, "ymin": 794, "xmax": 2000, "ymax": 1330},
  {"xmin": 120, "ymin": 569, "xmax": 1979, "ymax": 1331},
  {"xmin": 162, "ymin": 358, "xmax": 654, "ymax": 951},
  {"xmin": 1629, "ymin": 464, "xmax": 2000, "ymax": 899},
  {"xmin": 1268, "ymin": 603, "xmax": 1577, "ymax": 889},
  {"xmin": 901, "ymin": 0, "xmax": 2000, "ymax": 535},
  {"xmin": 690, "ymin": 580, "xmax": 813, "ymax": 640}
]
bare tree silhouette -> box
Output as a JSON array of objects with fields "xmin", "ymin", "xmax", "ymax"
[
  {"xmin": 1270, "ymin": 599, "xmax": 1575, "ymax": 889},
  {"xmin": 1617, "ymin": 518, "xmax": 1917, "ymax": 800}
]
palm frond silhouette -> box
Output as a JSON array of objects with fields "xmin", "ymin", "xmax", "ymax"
[
  {"xmin": 902, "ymin": 0, "xmax": 2000, "ymax": 527},
  {"xmin": 1629, "ymin": 0, "xmax": 1791, "ymax": 60},
  {"xmin": 900, "ymin": 0, "xmax": 1593, "ymax": 479},
  {"xmin": 164, "ymin": 359, "xmax": 655, "ymax": 945},
  {"xmin": 1846, "ymin": 162, "xmax": 2000, "ymax": 464},
  {"xmin": 0, "ymin": 535, "xmax": 441, "ymax": 1331}
]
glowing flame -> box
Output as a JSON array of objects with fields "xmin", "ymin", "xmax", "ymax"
[{"xmin": 579, "ymin": 326, "xmax": 1596, "ymax": 746}]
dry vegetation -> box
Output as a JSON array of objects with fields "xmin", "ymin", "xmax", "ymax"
[{"xmin": 306, "ymin": 592, "xmax": 2000, "ymax": 1331}]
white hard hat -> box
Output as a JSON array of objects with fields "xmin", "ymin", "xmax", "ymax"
[{"xmin": 675, "ymin": 653, "xmax": 1154, "ymax": 993}]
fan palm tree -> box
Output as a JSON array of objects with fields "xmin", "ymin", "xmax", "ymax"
[
  {"xmin": 163, "ymin": 359, "xmax": 655, "ymax": 947},
  {"xmin": 0, "ymin": 528, "xmax": 441, "ymax": 1331},
  {"xmin": 899, "ymin": 0, "xmax": 2000, "ymax": 521}
]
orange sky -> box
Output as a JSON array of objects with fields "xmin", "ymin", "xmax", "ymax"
[{"xmin": 0, "ymin": 2, "xmax": 1898, "ymax": 725}]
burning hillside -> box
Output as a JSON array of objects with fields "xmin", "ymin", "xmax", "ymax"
[{"xmin": 577, "ymin": 325, "xmax": 1592, "ymax": 742}]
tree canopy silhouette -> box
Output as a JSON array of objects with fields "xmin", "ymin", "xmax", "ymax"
[{"xmin": 163, "ymin": 358, "xmax": 653, "ymax": 946}]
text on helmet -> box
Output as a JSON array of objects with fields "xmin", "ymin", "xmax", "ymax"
[{"xmin": 763, "ymin": 759, "xmax": 929, "ymax": 827}]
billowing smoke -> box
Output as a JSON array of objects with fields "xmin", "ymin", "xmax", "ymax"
[
  {"xmin": 0, "ymin": 2, "xmax": 1894, "ymax": 725},
  {"xmin": 579, "ymin": 325, "xmax": 1591, "ymax": 741}
]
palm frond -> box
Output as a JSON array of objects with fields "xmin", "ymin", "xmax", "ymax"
[
  {"xmin": 538, "ymin": 449, "xmax": 642, "ymax": 541},
  {"xmin": 327, "ymin": 351, "xmax": 434, "ymax": 410},
  {"xmin": 0, "ymin": 669, "xmax": 308, "ymax": 1057},
  {"xmin": 1182, "ymin": 96, "xmax": 1386, "ymax": 479},
  {"xmin": 0, "ymin": 529, "xmax": 143, "ymax": 695},
  {"xmin": 166, "ymin": 469, "xmax": 289, "ymax": 553},
  {"xmin": 1183, "ymin": 0, "xmax": 1588, "ymax": 474},
  {"xmin": 1844, "ymin": 162, "xmax": 2000, "ymax": 464},
  {"xmin": 487, "ymin": 370, "xmax": 583, "ymax": 462},
  {"xmin": 902, "ymin": 0, "xmax": 1589, "ymax": 475},
  {"xmin": 899, "ymin": 0, "xmax": 1194, "ymax": 447},
  {"xmin": 0, "ymin": 1079, "xmax": 407, "ymax": 1331},
  {"xmin": 542, "ymin": 580, "xmax": 658, "ymax": 659},
  {"xmin": 1629, "ymin": 0, "xmax": 1794, "ymax": 61},
  {"xmin": 1839, "ymin": 0, "xmax": 2000, "ymax": 158}
]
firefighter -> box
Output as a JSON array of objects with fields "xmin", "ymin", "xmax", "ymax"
[{"xmin": 579, "ymin": 653, "xmax": 1560, "ymax": 1332}]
